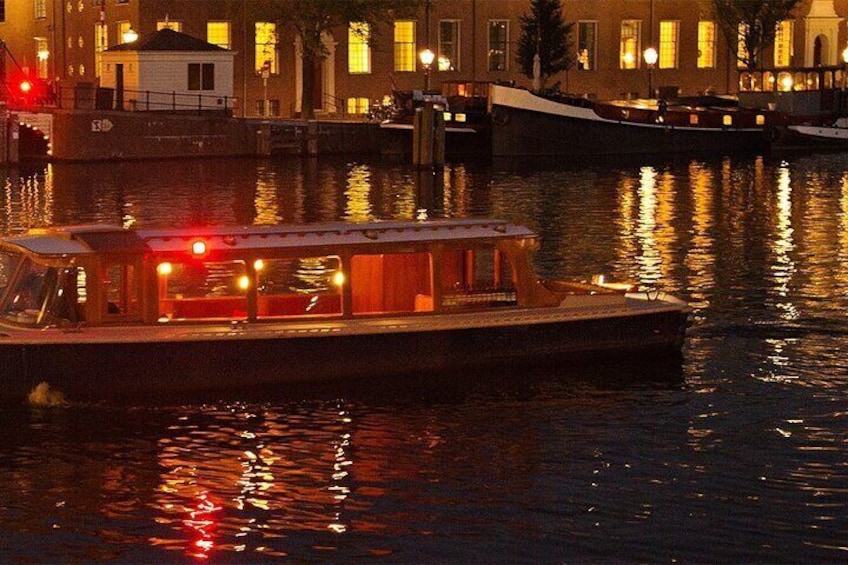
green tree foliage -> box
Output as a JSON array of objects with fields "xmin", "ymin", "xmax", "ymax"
[
  {"xmin": 710, "ymin": 0, "xmax": 801, "ymax": 69},
  {"xmin": 257, "ymin": 0, "xmax": 421, "ymax": 119},
  {"xmin": 516, "ymin": 0, "xmax": 574, "ymax": 89}
]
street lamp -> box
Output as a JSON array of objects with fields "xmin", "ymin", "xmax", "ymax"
[
  {"xmin": 420, "ymin": 48, "xmax": 435, "ymax": 92},
  {"xmin": 643, "ymin": 47, "xmax": 658, "ymax": 99},
  {"xmin": 122, "ymin": 28, "xmax": 139, "ymax": 43}
]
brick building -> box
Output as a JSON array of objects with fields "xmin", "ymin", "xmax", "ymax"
[{"xmin": 1, "ymin": 0, "xmax": 846, "ymax": 118}]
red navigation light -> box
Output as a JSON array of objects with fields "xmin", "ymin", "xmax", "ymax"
[
  {"xmin": 191, "ymin": 240, "xmax": 208, "ymax": 257},
  {"xmin": 19, "ymin": 79, "xmax": 33, "ymax": 94}
]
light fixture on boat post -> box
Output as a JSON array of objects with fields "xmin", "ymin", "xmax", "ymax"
[
  {"xmin": 643, "ymin": 47, "xmax": 658, "ymax": 99},
  {"xmin": 420, "ymin": 48, "xmax": 435, "ymax": 92}
]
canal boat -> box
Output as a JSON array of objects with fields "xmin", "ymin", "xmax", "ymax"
[
  {"xmin": 0, "ymin": 219, "xmax": 688, "ymax": 403},
  {"xmin": 489, "ymin": 83, "xmax": 776, "ymax": 157}
]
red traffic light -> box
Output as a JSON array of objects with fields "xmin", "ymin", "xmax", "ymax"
[{"xmin": 19, "ymin": 79, "xmax": 33, "ymax": 94}]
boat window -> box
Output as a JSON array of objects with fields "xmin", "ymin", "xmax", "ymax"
[
  {"xmin": 777, "ymin": 71, "xmax": 793, "ymax": 92},
  {"xmin": 158, "ymin": 260, "xmax": 248, "ymax": 321},
  {"xmin": 0, "ymin": 259, "xmax": 58, "ymax": 326},
  {"xmin": 105, "ymin": 263, "xmax": 139, "ymax": 320},
  {"xmin": 763, "ymin": 72, "xmax": 775, "ymax": 92},
  {"xmin": 805, "ymin": 72, "xmax": 819, "ymax": 91},
  {"xmin": 350, "ymin": 252, "xmax": 433, "ymax": 315},
  {"xmin": 793, "ymin": 72, "xmax": 806, "ymax": 91},
  {"xmin": 441, "ymin": 246, "xmax": 517, "ymax": 308},
  {"xmin": 255, "ymin": 256, "xmax": 343, "ymax": 319}
]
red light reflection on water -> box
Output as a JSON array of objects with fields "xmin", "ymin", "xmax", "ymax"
[{"xmin": 184, "ymin": 491, "xmax": 222, "ymax": 561}]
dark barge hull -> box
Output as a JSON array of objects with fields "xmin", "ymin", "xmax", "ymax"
[
  {"xmin": 491, "ymin": 103, "xmax": 770, "ymax": 157},
  {"xmin": 0, "ymin": 308, "xmax": 686, "ymax": 404}
]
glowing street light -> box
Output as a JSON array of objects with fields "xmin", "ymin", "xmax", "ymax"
[
  {"xmin": 122, "ymin": 28, "xmax": 139, "ymax": 44},
  {"xmin": 643, "ymin": 47, "xmax": 658, "ymax": 99},
  {"xmin": 420, "ymin": 48, "xmax": 435, "ymax": 92}
]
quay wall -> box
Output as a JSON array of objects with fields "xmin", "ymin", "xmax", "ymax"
[
  {"xmin": 50, "ymin": 110, "xmax": 259, "ymax": 161},
  {"xmin": 41, "ymin": 111, "xmax": 384, "ymax": 161}
]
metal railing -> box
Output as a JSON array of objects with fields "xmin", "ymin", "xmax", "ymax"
[{"xmin": 51, "ymin": 85, "xmax": 233, "ymax": 115}]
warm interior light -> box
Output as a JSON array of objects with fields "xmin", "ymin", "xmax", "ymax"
[
  {"xmin": 842, "ymin": 46, "xmax": 848, "ymax": 65},
  {"xmin": 332, "ymin": 271, "xmax": 345, "ymax": 287},
  {"xmin": 237, "ymin": 275, "xmax": 250, "ymax": 291},
  {"xmin": 455, "ymin": 113, "xmax": 466, "ymax": 123},
  {"xmin": 443, "ymin": 112, "xmax": 452, "ymax": 121},
  {"xmin": 157, "ymin": 262, "xmax": 173, "ymax": 276},
  {"xmin": 253, "ymin": 259, "xmax": 264, "ymax": 271},
  {"xmin": 723, "ymin": 115, "xmax": 732, "ymax": 126},
  {"xmin": 191, "ymin": 240, "xmax": 207, "ymax": 256},
  {"xmin": 756, "ymin": 114, "xmax": 765, "ymax": 126}
]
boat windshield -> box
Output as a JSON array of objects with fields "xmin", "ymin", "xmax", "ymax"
[
  {"xmin": 0, "ymin": 250, "xmax": 22, "ymax": 301},
  {"xmin": 0, "ymin": 257, "xmax": 59, "ymax": 326}
]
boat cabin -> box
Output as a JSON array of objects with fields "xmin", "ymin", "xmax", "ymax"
[{"xmin": 0, "ymin": 220, "xmax": 560, "ymax": 328}]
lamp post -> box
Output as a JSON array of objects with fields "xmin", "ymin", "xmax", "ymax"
[
  {"xmin": 420, "ymin": 48, "xmax": 435, "ymax": 92},
  {"xmin": 643, "ymin": 47, "xmax": 658, "ymax": 99}
]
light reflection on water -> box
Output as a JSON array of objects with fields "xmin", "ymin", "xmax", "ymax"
[{"xmin": 0, "ymin": 154, "xmax": 847, "ymax": 562}]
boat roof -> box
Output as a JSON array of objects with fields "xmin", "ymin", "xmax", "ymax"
[{"xmin": 0, "ymin": 219, "xmax": 537, "ymax": 256}]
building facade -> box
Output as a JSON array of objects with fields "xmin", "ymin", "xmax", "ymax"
[{"xmin": 1, "ymin": 0, "xmax": 846, "ymax": 118}]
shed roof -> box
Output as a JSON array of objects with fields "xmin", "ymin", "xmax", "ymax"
[{"xmin": 107, "ymin": 28, "xmax": 227, "ymax": 52}]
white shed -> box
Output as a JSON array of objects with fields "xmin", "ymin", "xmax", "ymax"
[{"xmin": 100, "ymin": 28, "xmax": 235, "ymax": 112}]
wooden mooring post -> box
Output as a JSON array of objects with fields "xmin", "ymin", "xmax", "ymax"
[{"xmin": 413, "ymin": 101, "xmax": 445, "ymax": 167}]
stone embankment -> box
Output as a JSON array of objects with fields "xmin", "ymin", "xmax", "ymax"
[{"xmin": 2, "ymin": 107, "xmax": 384, "ymax": 162}]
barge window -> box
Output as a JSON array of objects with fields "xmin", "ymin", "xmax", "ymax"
[
  {"xmin": 255, "ymin": 256, "xmax": 343, "ymax": 319},
  {"xmin": 441, "ymin": 246, "xmax": 517, "ymax": 308},
  {"xmin": 158, "ymin": 260, "xmax": 248, "ymax": 321},
  {"xmin": 351, "ymin": 252, "xmax": 433, "ymax": 315}
]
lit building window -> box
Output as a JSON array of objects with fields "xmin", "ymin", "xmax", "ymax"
[
  {"xmin": 577, "ymin": 21, "xmax": 597, "ymax": 70},
  {"xmin": 348, "ymin": 22, "xmax": 371, "ymax": 74},
  {"xmin": 394, "ymin": 21, "xmax": 415, "ymax": 72},
  {"xmin": 698, "ymin": 21, "xmax": 716, "ymax": 68},
  {"xmin": 36, "ymin": 38, "xmax": 49, "ymax": 79},
  {"xmin": 347, "ymin": 97, "xmax": 370, "ymax": 114},
  {"xmin": 488, "ymin": 20, "xmax": 508, "ymax": 72},
  {"xmin": 207, "ymin": 21, "xmax": 231, "ymax": 50},
  {"xmin": 659, "ymin": 21, "xmax": 679, "ymax": 69},
  {"xmin": 255, "ymin": 99, "xmax": 280, "ymax": 116},
  {"xmin": 620, "ymin": 20, "xmax": 641, "ymax": 69},
  {"xmin": 94, "ymin": 23, "xmax": 108, "ymax": 77},
  {"xmin": 255, "ymin": 22, "xmax": 278, "ymax": 74},
  {"xmin": 439, "ymin": 20, "xmax": 460, "ymax": 71},
  {"xmin": 116, "ymin": 20, "xmax": 131, "ymax": 42},
  {"xmin": 35, "ymin": 0, "xmax": 46, "ymax": 19},
  {"xmin": 157, "ymin": 20, "xmax": 183, "ymax": 32},
  {"xmin": 774, "ymin": 20, "xmax": 793, "ymax": 67}
]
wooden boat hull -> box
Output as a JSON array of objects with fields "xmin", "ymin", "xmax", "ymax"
[
  {"xmin": 490, "ymin": 85, "xmax": 770, "ymax": 157},
  {"xmin": 0, "ymin": 303, "xmax": 686, "ymax": 403}
]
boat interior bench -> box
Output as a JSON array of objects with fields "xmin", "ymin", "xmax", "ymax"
[{"xmin": 160, "ymin": 293, "xmax": 342, "ymax": 320}]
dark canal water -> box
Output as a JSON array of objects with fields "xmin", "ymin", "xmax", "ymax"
[{"xmin": 0, "ymin": 153, "xmax": 846, "ymax": 563}]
